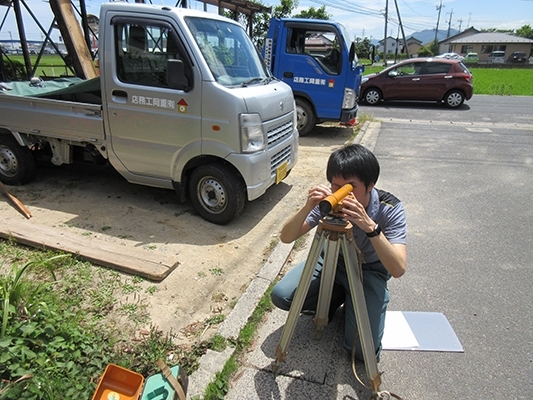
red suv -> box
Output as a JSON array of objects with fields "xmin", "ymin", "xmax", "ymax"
[{"xmin": 360, "ymin": 57, "xmax": 474, "ymax": 108}]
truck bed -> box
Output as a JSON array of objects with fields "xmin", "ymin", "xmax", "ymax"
[{"xmin": 0, "ymin": 77, "xmax": 104, "ymax": 143}]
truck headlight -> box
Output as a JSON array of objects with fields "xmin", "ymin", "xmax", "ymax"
[
  {"xmin": 240, "ymin": 113, "xmax": 266, "ymax": 153},
  {"xmin": 342, "ymin": 88, "xmax": 356, "ymax": 109}
]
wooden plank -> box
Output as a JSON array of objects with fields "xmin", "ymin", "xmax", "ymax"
[
  {"xmin": 1, "ymin": 217, "xmax": 179, "ymax": 281},
  {"xmin": 49, "ymin": 0, "xmax": 97, "ymax": 79}
]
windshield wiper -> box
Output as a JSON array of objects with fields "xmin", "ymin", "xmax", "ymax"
[{"xmin": 241, "ymin": 77, "xmax": 265, "ymax": 87}]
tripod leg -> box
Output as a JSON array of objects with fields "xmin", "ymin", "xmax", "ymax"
[
  {"xmin": 341, "ymin": 235, "xmax": 382, "ymax": 395},
  {"xmin": 313, "ymin": 232, "xmax": 340, "ymax": 338},
  {"xmin": 271, "ymin": 230, "xmax": 326, "ymax": 375}
]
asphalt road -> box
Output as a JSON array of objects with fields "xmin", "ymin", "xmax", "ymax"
[{"xmin": 357, "ymin": 95, "xmax": 533, "ymax": 398}]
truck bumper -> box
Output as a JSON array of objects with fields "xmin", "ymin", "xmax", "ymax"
[
  {"xmin": 226, "ymin": 132, "xmax": 298, "ymax": 201},
  {"xmin": 340, "ymin": 103, "xmax": 359, "ymax": 123}
]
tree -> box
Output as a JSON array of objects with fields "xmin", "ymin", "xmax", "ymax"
[
  {"xmin": 418, "ymin": 45, "xmax": 433, "ymax": 57},
  {"xmin": 515, "ymin": 24, "xmax": 533, "ymax": 39},
  {"xmin": 355, "ymin": 37, "xmax": 373, "ymax": 59},
  {"xmin": 293, "ymin": 5, "xmax": 331, "ymax": 20}
]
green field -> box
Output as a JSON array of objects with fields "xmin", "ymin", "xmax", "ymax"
[{"xmin": 362, "ymin": 64, "xmax": 533, "ymax": 96}]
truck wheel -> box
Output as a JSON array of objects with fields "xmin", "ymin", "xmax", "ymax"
[
  {"xmin": 444, "ymin": 90, "xmax": 465, "ymax": 108},
  {"xmin": 189, "ymin": 164, "xmax": 246, "ymax": 225},
  {"xmin": 363, "ymin": 88, "xmax": 382, "ymax": 105},
  {"xmin": 295, "ymin": 99, "xmax": 316, "ymax": 136},
  {"xmin": 0, "ymin": 134, "xmax": 36, "ymax": 185}
]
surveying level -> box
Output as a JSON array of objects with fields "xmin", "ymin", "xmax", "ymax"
[{"xmin": 271, "ymin": 211, "xmax": 383, "ymax": 398}]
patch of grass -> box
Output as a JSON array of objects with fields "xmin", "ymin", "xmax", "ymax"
[
  {"xmin": 469, "ymin": 68, "xmax": 533, "ymax": 96},
  {"xmin": 0, "ymin": 241, "xmax": 221, "ymax": 399},
  {"xmin": 201, "ymin": 282, "xmax": 275, "ymax": 400}
]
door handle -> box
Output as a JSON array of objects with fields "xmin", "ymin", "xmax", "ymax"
[
  {"xmin": 112, "ymin": 90, "xmax": 128, "ymax": 98},
  {"xmin": 412, "ymin": 78, "xmax": 420, "ymax": 81},
  {"xmin": 283, "ymin": 71, "xmax": 294, "ymax": 78},
  {"xmin": 112, "ymin": 90, "xmax": 128, "ymax": 104}
]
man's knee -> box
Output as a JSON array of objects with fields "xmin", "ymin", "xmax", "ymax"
[{"xmin": 271, "ymin": 285, "xmax": 291, "ymax": 311}]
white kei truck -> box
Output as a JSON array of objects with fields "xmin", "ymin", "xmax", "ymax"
[{"xmin": 0, "ymin": 3, "xmax": 298, "ymax": 224}]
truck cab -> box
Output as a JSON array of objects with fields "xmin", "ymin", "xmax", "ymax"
[{"xmin": 263, "ymin": 18, "xmax": 364, "ymax": 136}]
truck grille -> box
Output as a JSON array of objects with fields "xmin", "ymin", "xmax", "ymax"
[
  {"xmin": 271, "ymin": 145, "xmax": 291, "ymax": 175},
  {"xmin": 267, "ymin": 121, "xmax": 293, "ymax": 147}
]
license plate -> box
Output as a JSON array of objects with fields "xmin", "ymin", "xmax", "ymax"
[{"xmin": 275, "ymin": 161, "xmax": 288, "ymax": 184}]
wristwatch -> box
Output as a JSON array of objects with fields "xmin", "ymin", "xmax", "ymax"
[{"xmin": 366, "ymin": 224, "xmax": 382, "ymax": 238}]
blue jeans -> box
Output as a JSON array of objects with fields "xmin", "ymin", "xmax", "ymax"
[{"xmin": 271, "ymin": 255, "xmax": 390, "ymax": 360}]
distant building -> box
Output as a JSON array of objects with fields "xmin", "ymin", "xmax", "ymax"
[
  {"xmin": 448, "ymin": 32, "xmax": 533, "ymax": 62},
  {"xmin": 437, "ymin": 27, "xmax": 480, "ymax": 55},
  {"xmin": 378, "ymin": 36, "xmax": 401, "ymax": 55},
  {"xmin": 405, "ymin": 37, "xmax": 422, "ymax": 57}
]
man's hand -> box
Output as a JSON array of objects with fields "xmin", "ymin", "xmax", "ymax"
[
  {"xmin": 306, "ymin": 184, "xmax": 332, "ymax": 210},
  {"xmin": 340, "ymin": 195, "xmax": 375, "ymax": 233}
]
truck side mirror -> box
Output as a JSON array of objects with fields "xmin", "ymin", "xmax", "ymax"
[
  {"xmin": 167, "ymin": 59, "xmax": 190, "ymax": 90},
  {"xmin": 349, "ymin": 43, "xmax": 355, "ymax": 64}
]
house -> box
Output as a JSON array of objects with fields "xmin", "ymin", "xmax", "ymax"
[
  {"xmin": 304, "ymin": 33, "xmax": 334, "ymax": 54},
  {"xmin": 378, "ymin": 36, "xmax": 401, "ymax": 55},
  {"xmin": 447, "ymin": 32, "xmax": 533, "ymax": 62},
  {"xmin": 437, "ymin": 27, "xmax": 480, "ymax": 55},
  {"xmin": 405, "ymin": 37, "xmax": 423, "ymax": 57}
]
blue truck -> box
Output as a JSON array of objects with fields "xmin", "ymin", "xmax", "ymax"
[{"xmin": 263, "ymin": 18, "xmax": 365, "ymax": 136}]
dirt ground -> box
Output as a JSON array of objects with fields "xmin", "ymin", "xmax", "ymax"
[{"xmin": 0, "ymin": 123, "xmax": 357, "ymax": 346}]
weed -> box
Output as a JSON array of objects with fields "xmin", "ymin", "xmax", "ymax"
[
  {"xmin": 145, "ymin": 285, "xmax": 157, "ymax": 295},
  {"xmin": 197, "ymin": 271, "xmax": 206, "ymax": 279},
  {"xmin": 209, "ymin": 267, "xmax": 223, "ymax": 276}
]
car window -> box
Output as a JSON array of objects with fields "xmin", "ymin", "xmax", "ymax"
[
  {"xmin": 426, "ymin": 62, "xmax": 451, "ymax": 74},
  {"xmin": 392, "ymin": 62, "xmax": 424, "ymax": 76}
]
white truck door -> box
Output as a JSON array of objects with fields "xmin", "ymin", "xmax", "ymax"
[{"xmin": 105, "ymin": 18, "xmax": 201, "ymax": 181}]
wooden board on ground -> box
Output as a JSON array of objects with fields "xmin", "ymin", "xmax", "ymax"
[{"xmin": 1, "ymin": 217, "xmax": 179, "ymax": 281}]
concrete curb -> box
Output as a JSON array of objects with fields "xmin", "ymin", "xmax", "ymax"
[{"xmin": 187, "ymin": 120, "xmax": 378, "ymax": 399}]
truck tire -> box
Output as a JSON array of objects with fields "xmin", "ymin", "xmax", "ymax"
[
  {"xmin": 0, "ymin": 134, "xmax": 36, "ymax": 185},
  {"xmin": 189, "ymin": 163, "xmax": 246, "ymax": 225},
  {"xmin": 295, "ymin": 98, "xmax": 316, "ymax": 136}
]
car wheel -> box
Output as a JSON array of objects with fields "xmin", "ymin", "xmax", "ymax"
[
  {"xmin": 189, "ymin": 163, "xmax": 246, "ymax": 225},
  {"xmin": 0, "ymin": 133, "xmax": 36, "ymax": 185},
  {"xmin": 444, "ymin": 90, "xmax": 465, "ymax": 108},
  {"xmin": 363, "ymin": 88, "xmax": 382, "ymax": 105},
  {"xmin": 295, "ymin": 98, "xmax": 316, "ymax": 136}
]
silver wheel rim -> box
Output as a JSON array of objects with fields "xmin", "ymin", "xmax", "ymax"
[
  {"xmin": 296, "ymin": 105, "xmax": 309, "ymax": 131},
  {"xmin": 0, "ymin": 145, "xmax": 18, "ymax": 178},
  {"xmin": 198, "ymin": 176, "xmax": 227, "ymax": 214},
  {"xmin": 447, "ymin": 93, "xmax": 462, "ymax": 107},
  {"xmin": 366, "ymin": 90, "xmax": 379, "ymax": 104}
]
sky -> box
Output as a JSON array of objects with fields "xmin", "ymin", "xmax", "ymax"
[{"xmin": 0, "ymin": 0, "xmax": 532, "ymax": 44}]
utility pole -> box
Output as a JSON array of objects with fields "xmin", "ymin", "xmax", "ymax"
[
  {"xmin": 383, "ymin": 0, "xmax": 388, "ymax": 66},
  {"xmin": 393, "ymin": 0, "xmax": 409, "ymax": 58},
  {"xmin": 434, "ymin": 0, "xmax": 444, "ymax": 44},
  {"xmin": 446, "ymin": 8, "xmax": 453, "ymax": 38},
  {"xmin": 433, "ymin": 0, "xmax": 444, "ymax": 56},
  {"xmin": 457, "ymin": 18, "xmax": 463, "ymax": 32}
]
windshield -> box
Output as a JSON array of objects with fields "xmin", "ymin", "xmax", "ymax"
[{"xmin": 185, "ymin": 17, "xmax": 271, "ymax": 86}]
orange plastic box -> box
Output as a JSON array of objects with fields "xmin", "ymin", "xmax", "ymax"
[{"xmin": 92, "ymin": 364, "xmax": 145, "ymax": 400}]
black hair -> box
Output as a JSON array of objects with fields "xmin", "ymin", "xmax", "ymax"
[{"xmin": 326, "ymin": 144, "xmax": 380, "ymax": 189}]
